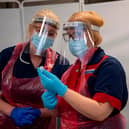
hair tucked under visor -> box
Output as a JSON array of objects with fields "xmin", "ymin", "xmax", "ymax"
[
  {"xmin": 32, "ymin": 9, "xmax": 60, "ymax": 29},
  {"xmin": 32, "ymin": 16, "xmax": 60, "ymax": 30},
  {"xmin": 68, "ymin": 11, "xmax": 104, "ymax": 27}
]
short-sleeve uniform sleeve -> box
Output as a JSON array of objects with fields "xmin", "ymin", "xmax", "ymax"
[{"xmin": 91, "ymin": 57, "xmax": 127, "ymax": 111}]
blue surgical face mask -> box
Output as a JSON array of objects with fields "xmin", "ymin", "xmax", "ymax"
[
  {"xmin": 32, "ymin": 32, "xmax": 54, "ymax": 50},
  {"xmin": 68, "ymin": 38, "xmax": 88, "ymax": 58}
]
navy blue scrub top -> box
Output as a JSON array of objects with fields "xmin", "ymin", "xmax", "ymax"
[{"xmin": 87, "ymin": 47, "xmax": 128, "ymax": 115}]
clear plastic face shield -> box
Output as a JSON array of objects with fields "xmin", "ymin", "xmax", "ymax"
[
  {"xmin": 63, "ymin": 21, "xmax": 99, "ymax": 60},
  {"xmin": 31, "ymin": 16, "xmax": 59, "ymax": 56}
]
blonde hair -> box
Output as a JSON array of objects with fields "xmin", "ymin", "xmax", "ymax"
[{"xmin": 32, "ymin": 9, "xmax": 60, "ymax": 24}]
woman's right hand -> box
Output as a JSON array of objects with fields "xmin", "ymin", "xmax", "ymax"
[{"xmin": 10, "ymin": 107, "xmax": 41, "ymax": 127}]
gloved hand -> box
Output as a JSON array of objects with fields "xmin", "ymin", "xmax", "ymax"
[
  {"xmin": 37, "ymin": 67, "xmax": 68, "ymax": 96},
  {"xmin": 10, "ymin": 107, "xmax": 41, "ymax": 127},
  {"xmin": 42, "ymin": 91, "xmax": 57, "ymax": 110}
]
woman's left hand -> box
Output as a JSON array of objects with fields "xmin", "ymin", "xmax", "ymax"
[{"xmin": 41, "ymin": 91, "xmax": 57, "ymax": 110}]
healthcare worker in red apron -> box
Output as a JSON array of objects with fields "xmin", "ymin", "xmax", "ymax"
[
  {"xmin": 37, "ymin": 11, "xmax": 128, "ymax": 129},
  {"xmin": 0, "ymin": 9, "xmax": 69, "ymax": 129}
]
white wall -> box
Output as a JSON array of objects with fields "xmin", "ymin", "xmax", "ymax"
[
  {"xmin": 0, "ymin": 0, "xmax": 129, "ymax": 128},
  {"xmin": 0, "ymin": 8, "xmax": 22, "ymax": 48}
]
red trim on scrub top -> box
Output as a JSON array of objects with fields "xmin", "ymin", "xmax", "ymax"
[{"xmin": 93, "ymin": 92, "xmax": 121, "ymax": 111}]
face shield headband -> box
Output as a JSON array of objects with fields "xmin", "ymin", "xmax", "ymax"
[
  {"xmin": 32, "ymin": 16, "xmax": 60, "ymax": 30},
  {"xmin": 31, "ymin": 16, "xmax": 59, "ymax": 56},
  {"xmin": 63, "ymin": 21, "xmax": 97, "ymax": 59}
]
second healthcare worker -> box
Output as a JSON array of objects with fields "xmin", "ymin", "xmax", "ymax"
[{"xmin": 38, "ymin": 11, "xmax": 128, "ymax": 129}]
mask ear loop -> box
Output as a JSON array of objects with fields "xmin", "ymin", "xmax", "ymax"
[{"xmin": 87, "ymin": 29, "xmax": 95, "ymax": 47}]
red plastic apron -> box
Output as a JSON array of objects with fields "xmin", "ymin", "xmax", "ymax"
[
  {"xmin": 0, "ymin": 43, "xmax": 57, "ymax": 129},
  {"xmin": 59, "ymin": 48, "xmax": 126, "ymax": 129}
]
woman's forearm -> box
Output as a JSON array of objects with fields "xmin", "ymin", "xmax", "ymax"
[
  {"xmin": 40, "ymin": 108, "xmax": 57, "ymax": 117},
  {"xmin": 0, "ymin": 98, "xmax": 57, "ymax": 117},
  {"xmin": 0, "ymin": 99, "xmax": 14, "ymax": 116},
  {"xmin": 63, "ymin": 89, "xmax": 113, "ymax": 121}
]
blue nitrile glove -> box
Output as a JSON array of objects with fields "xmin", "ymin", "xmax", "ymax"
[
  {"xmin": 42, "ymin": 90, "xmax": 57, "ymax": 110},
  {"xmin": 37, "ymin": 67, "xmax": 68, "ymax": 96},
  {"xmin": 10, "ymin": 107, "xmax": 41, "ymax": 127}
]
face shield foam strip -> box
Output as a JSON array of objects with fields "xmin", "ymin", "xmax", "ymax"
[
  {"xmin": 33, "ymin": 16, "xmax": 59, "ymax": 30},
  {"xmin": 91, "ymin": 25, "xmax": 100, "ymax": 32}
]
